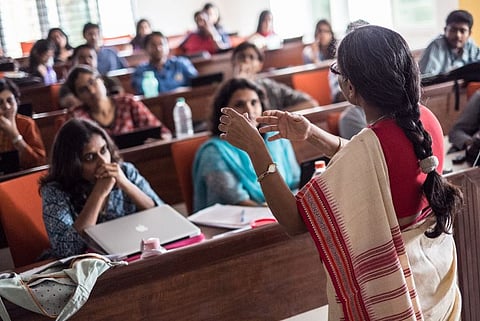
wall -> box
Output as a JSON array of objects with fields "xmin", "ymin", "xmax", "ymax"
[{"xmin": 132, "ymin": 0, "xmax": 269, "ymax": 37}]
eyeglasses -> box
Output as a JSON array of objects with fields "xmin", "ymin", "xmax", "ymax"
[{"xmin": 329, "ymin": 61, "xmax": 342, "ymax": 76}]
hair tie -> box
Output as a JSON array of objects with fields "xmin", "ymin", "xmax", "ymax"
[{"xmin": 420, "ymin": 155, "xmax": 439, "ymax": 174}]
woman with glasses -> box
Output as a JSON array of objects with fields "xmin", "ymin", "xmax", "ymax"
[
  {"xmin": 40, "ymin": 118, "xmax": 163, "ymax": 258},
  {"xmin": 219, "ymin": 25, "xmax": 462, "ymax": 320},
  {"xmin": 64, "ymin": 65, "xmax": 171, "ymax": 138},
  {"xmin": 0, "ymin": 78, "xmax": 46, "ymax": 169}
]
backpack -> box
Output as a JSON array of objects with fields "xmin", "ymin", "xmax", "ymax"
[{"xmin": 0, "ymin": 253, "xmax": 125, "ymax": 321}]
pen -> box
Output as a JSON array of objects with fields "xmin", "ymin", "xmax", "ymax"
[{"xmin": 240, "ymin": 209, "xmax": 246, "ymax": 223}]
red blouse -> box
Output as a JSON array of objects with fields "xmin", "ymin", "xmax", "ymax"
[{"xmin": 369, "ymin": 105, "xmax": 444, "ymax": 218}]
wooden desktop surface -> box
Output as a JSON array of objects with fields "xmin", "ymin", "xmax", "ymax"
[{"xmin": 5, "ymin": 223, "xmax": 328, "ymax": 321}]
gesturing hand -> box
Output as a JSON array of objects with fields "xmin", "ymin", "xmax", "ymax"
[
  {"xmin": 257, "ymin": 110, "xmax": 311, "ymax": 142},
  {"xmin": 219, "ymin": 107, "xmax": 263, "ymax": 154}
]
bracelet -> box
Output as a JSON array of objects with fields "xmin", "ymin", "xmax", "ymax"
[{"xmin": 12, "ymin": 134, "xmax": 23, "ymax": 145}]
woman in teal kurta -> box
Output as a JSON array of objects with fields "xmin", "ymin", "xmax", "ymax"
[{"xmin": 193, "ymin": 78, "xmax": 300, "ymax": 212}]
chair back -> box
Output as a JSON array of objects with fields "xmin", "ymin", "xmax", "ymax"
[
  {"xmin": 466, "ymin": 82, "xmax": 480, "ymax": 100},
  {"xmin": 292, "ymin": 68, "xmax": 332, "ymax": 106},
  {"xmin": 0, "ymin": 169, "xmax": 49, "ymax": 267},
  {"xmin": 171, "ymin": 135, "xmax": 209, "ymax": 215}
]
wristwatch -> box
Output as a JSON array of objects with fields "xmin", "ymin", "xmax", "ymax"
[{"xmin": 257, "ymin": 163, "xmax": 277, "ymax": 182}]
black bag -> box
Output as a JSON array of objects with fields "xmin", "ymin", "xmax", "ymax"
[
  {"xmin": 421, "ymin": 62, "xmax": 480, "ymax": 111},
  {"xmin": 465, "ymin": 131, "xmax": 480, "ymax": 166}
]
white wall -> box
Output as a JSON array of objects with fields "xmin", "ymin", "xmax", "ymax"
[
  {"xmin": 132, "ymin": 0, "xmax": 269, "ymax": 36},
  {"xmin": 133, "ymin": 0, "xmax": 459, "ymax": 49}
]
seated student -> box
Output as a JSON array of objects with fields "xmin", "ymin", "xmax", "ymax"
[
  {"xmin": 131, "ymin": 31, "xmax": 198, "ymax": 95},
  {"xmin": 82, "ymin": 22, "xmax": 127, "ymax": 75},
  {"xmin": 40, "ymin": 118, "xmax": 163, "ymax": 258},
  {"xmin": 59, "ymin": 44, "xmax": 124, "ymax": 109},
  {"xmin": 0, "ymin": 78, "xmax": 46, "ymax": 169},
  {"xmin": 302, "ymin": 19, "xmax": 336, "ymax": 64},
  {"xmin": 449, "ymin": 89, "xmax": 480, "ymax": 152},
  {"xmin": 130, "ymin": 18, "xmax": 152, "ymax": 51},
  {"xmin": 64, "ymin": 65, "xmax": 171, "ymax": 138},
  {"xmin": 192, "ymin": 78, "xmax": 300, "ymax": 212},
  {"xmin": 248, "ymin": 10, "xmax": 283, "ymax": 50},
  {"xmin": 178, "ymin": 10, "xmax": 231, "ymax": 55},
  {"xmin": 419, "ymin": 9, "xmax": 480, "ymax": 76},
  {"xmin": 25, "ymin": 39, "xmax": 57, "ymax": 85},
  {"xmin": 232, "ymin": 41, "xmax": 317, "ymax": 110},
  {"xmin": 47, "ymin": 27, "xmax": 74, "ymax": 64}
]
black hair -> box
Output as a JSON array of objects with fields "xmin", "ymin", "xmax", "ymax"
[
  {"xmin": 47, "ymin": 27, "xmax": 74, "ymax": 60},
  {"xmin": 446, "ymin": 10, "xmax": 474, "ymax": 30},
  {"xmin": 210, "ymin": 78, "xmax": 267, "ymax": 136},
  {"xmin": 72, "ymin": 44, "xmax": 94, "ymax": 61},
  {"xmin": 337, "ymin": 25, "xmax": 463, "ymax": 238},
  {"xmin": 135, "ymin": 19, "xmax": 151, "ymax": 34},
  {"xmin": 232, "ymin": 41, "xmax": 265, "ymax": 63},
  {"xmin": 314, "ymin": 19, "xmax": 337, "ymax": 60},
  {"xmin": 0, "ymin": 78, "xmax": 20, "ymax": 101},
  {"xmin": 143, "ymin": 31, "xmax": 166, "ymax": 48},
  {"xmin": 64, "ymin": 64, "xmax": 99, "ymax": 97},
  {"xmin": 83, "ymin": 22, "xmax": 99, "ymax": 36},
  {"xmin": 40, "ymin": 118, "xmax": 121, "ymax": 214},
  {"xmin": 28, "ymin": 39, "xmax": 55, "ymax": 72},
  {"xmin": 202, "ymin": 2, "xmax": 221, "ymax": 27},
  {"xmin": 256, "ymin": 10, "xmax": 273, "ymax": 34}
]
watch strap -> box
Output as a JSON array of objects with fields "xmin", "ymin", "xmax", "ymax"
[{"xmin": 257, "ymin": 163, "xmax": 277, "ymax": 182}]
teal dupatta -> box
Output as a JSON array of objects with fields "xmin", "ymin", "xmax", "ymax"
[{"xmin": 193, "ymin": 132, "xmax": 300, "ymax": 211}]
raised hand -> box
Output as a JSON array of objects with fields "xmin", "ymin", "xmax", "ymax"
[
  {"xmin": 219, "ymin": 107, "xmax": 264, "ymax": 154},
  {"xmin": 257, "ymin": 110, "xmax": 311, "ymax": 141}
]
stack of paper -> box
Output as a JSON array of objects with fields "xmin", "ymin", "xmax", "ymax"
[{"xmin": 188, "ymin": 204, "xmax": 274, "ymax": 229}]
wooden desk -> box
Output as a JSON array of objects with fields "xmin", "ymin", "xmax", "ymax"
[
  {"xmin": 141, "ymin": 85, "xmax": 217, "ymax": 133},
  {"xmin": 421, "ymin": 80, "xmax": 468, "ymax": 134},
  {"xmin": 19, "ymin": 83, "xmax": 57, "ymax": 113},
  {"xmin": 5, "ymin": 224, "xmax": 327, "ymax": 321},
  {"xmin": 445, "ymin": 167, "xmax": 480, "ymax": 321}
]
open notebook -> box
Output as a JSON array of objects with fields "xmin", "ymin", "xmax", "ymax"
[{"xmin": 85, "ymin": 205, "xmax": 201, "ymax": 257}]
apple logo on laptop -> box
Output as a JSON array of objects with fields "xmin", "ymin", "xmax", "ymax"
[{"xmin": 135, "ymin": 224, "xmax": 148, "ymax": 232}]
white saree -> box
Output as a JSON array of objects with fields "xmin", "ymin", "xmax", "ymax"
[{"xmin": 296, "ymin": 128, "xmax": 461, "ymax": 320}]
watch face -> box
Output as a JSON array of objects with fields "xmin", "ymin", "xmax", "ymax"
[{"xmin": 268, "ymin": 163, "xmax": 277, "ymax": 173}]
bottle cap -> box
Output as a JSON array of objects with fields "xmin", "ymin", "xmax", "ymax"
[
  {"xmin": 314, "ymin": 160, "xmax": 326, "ymax": 170},
  {"xmin": 177, "ymin": 97, "xmax": 185, "ymax": 103}
]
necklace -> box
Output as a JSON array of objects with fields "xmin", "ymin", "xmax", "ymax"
[{"xmin": 369, "ymin": 114, "xmax": 390, "ymax": 127}]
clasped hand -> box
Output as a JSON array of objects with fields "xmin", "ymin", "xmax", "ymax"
[{"xmin": 93, "ymin": 163, "xmax": 128, "ymax": 195}]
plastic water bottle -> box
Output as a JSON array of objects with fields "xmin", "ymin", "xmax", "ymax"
[
  {"xmin": 173, "ymin": 97, "xmax": 194, "ymax": 138},
  {"xmin": 142, "ymin": 70, "xmax": 159, "ymax": 98},
  {"xmin": 312, "ymin": 160, "xmax": 326, "ymax": 177}
]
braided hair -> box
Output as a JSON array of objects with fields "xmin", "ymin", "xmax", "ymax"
[{"xmin": 337, "ymin": 25, "xmax": 463, "ymax": 238}]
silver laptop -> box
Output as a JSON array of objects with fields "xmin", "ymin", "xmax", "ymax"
[{"xmin": 85, "ymin": 205, "xmax": 201, "ymax": 256}]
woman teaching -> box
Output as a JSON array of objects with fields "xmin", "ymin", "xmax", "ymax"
[{"xmin": 219, "ymin": 25, "xmax": 462, "ymax": 320}]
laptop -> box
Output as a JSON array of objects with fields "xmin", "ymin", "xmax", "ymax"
[
  {"xmin": 190, "ymin": 72, "xmax": 224, "ymax": 88},
  {"xmin": 112, "ymin": 126, "xmax": 162, "ymax": 149},
  {"xmin": 299, "ymin": 156, "xmax": 330, "ymax": 189},
  {"xmin": 0, "ymin": 150, "xmax": 20, "ymax": 175},
  {"xmin": 84, "ymin": 204, "xmax": 202, "ymax": 256}
]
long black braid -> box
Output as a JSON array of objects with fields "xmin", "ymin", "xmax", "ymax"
[{"xmin": 338, "ymin": 25, "xmax": 463, "ymax": 238}]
